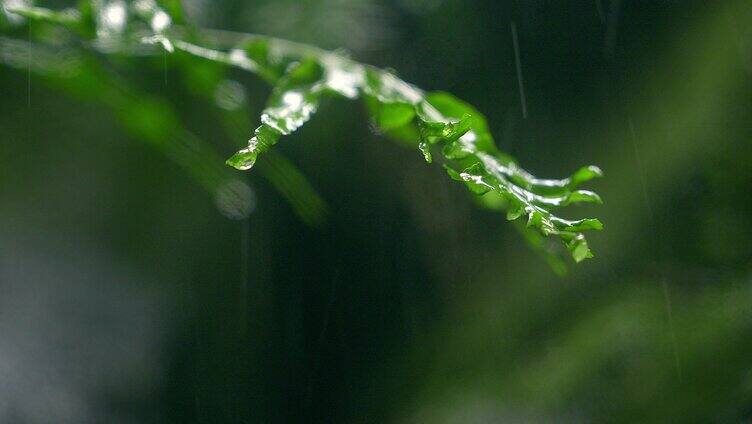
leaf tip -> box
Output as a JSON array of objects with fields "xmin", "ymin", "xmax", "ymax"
[
  {"xmin": 570, "ymin": 165, "xmax": 604, "ymax": 188},
  {"xmin": 588, "ymin": 218, "xmax": 605, "ymax": 231},
  {"xmin": 226, "ymin": 149, "xmax": 257, "ymax": 171},
  {"xmin": 569, "ymin": 236, "xmax": 594, "ymax": 263}
]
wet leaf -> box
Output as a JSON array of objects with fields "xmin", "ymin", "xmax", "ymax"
[
  {"xmin": 216, "ymin": 37, "xmax": 603, "ymax": 262},
  {"xmin": 5, "ymin": 1, "xmax": 604, "ymax": 264}
]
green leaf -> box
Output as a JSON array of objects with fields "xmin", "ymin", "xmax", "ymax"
[
  {"xmin": 375, "ymin": 102, "xmax": 416, "ymax": 131},
  {"xmin": 207, "ymin": 36, "xmax": 603, "ymax": 262},
  {"xmin": 2, "ymin": 4, "xmax": 327, "ymax": 226}
]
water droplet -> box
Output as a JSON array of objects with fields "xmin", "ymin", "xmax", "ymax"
[
  {"xmin": 98, "ymin": 0, "xmax": 127, "ymax": 36},
  {"xmin": 150, "ymin": 10, "xmax": 171, "ymax": 32},
  {"xmin": 2, "ymin": 0, "xmax": 30, "ymax": 25}
]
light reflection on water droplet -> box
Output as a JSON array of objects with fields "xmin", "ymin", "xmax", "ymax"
[
  {"xmin": 2, "ymin": 0, "xmax": 30, "ymax": 24},
  {"xmin": 214, "ymin": 79, "xmax": 246, "ymax": 111},
  {"xmin": 326, "ymin": 67, "xmax": 361, "ymax": 98},
  {"xmin": 150, "ymin": 10, "xmax": 171, "ymax": 32},
  {"xmin": 214, "ymin": 179, "xmax": 256, "ymax": 220},
  {"xmin": 282, "ymin": 91, "xmax": 304, "ymax": 109},
  {"xmin": 98, "ymin": 0, "xmax": 127, "ymax": 36}
]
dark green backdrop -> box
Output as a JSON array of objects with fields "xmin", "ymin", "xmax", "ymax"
[{"xmin": 1, "ymin": 0, "xmax": 751, "ymax": 422}]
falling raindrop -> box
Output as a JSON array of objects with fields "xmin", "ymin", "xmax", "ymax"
[{"xmin": 510, "ymin": 22, "xmax": 528, "ymax": 119}]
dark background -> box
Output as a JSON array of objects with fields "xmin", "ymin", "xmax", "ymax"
[{"xmin": 1, "ymin": 0, "xmax": 751, "ymax": 422}]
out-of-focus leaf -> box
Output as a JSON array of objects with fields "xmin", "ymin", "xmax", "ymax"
[
  {"xmin": 3, "ymin": 3, "xmax": 327, "ymax": 225},
  {"xmin": 5, "ymin": 4, "xmax": 81, "ymax": 28}
]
